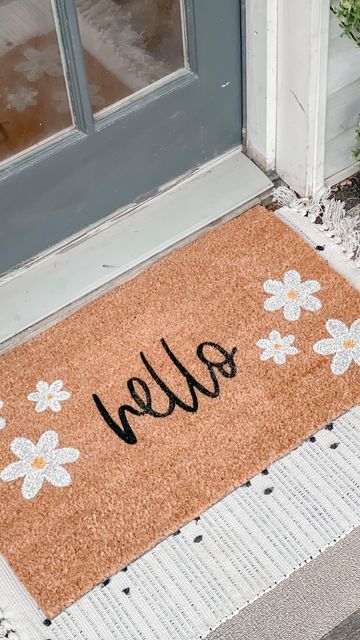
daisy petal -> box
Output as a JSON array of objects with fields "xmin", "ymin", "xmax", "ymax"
[
  {"xmin": 274, "ymin": 352, "xmax": 286, "ymax": 365},
  {"xmin": 52, "ymin": 447, "xmax": 80, "ymax": 465},
  {"xmin": 331, "ymin": 351, "xmax": 353, "ymax": 376},
  {"xmin": 284, "ymin": 301, "xmax": 301, "ymax": 321},
  {"xmin": 35, "ymin": 399, "xmax": 49, "ymax": 413},
  {"xmin": 269, "ymin": 330, "xmax": 281, "ymax": 342},
  {"xmin": 301, "ymin": 295, "xmax": 322, "ymax": 312},
  {"xmin": 301, "ymin": 279, "xmax": 321, "ymax": 294},
  {"xmin": 35, "ymin": 381, "xmax": 49, "ymax": 393},
  {"xmin": 286, "ymin": 346, "xmax": 299, "ymax": 355},
  {"xmin": 256, "ymin": 339, "xmax": 270, "ymax": 349},
  {"xmin": 49, "ymin": 399, "xmax": 62, "ymax": 413},
  {"xmin": 0, "ymin": 460, "xmax": 27, "ymax": 482},
  {"xmin": 21, "ymin": 470, "xmax": 44, "ymax": 500},
  {"xmin": 0, "ymin": 417, "xmax": 6, "ymax": 429},
  {"xmin": 313, "ymin": 338, "xmax": 338, "ymax": 356},
  {"xmin": 284, "ymin": 270, "xmax": 301, "ymax": 288},
  {"xmin": 350, "ymin": 318, "xmax": 360, "ymax": 337},
  {"xmin": 27, "ymin": 392, "xmax": 40, "ymax": 402},
  {"xmin": 44, "ymin": 465, "xmax": 71, "ymax": 488},
  {"xmin": 263, "ymin": 280, "xmax": 284, "ymax": 294},
  {"xmin": 326, "ymin": 319, "xmax": 348, "ymax": 338},
  {"xmin": 282, "ymin": 335, "xmax": 295, "ymax": 347},
  {"xmin": 260, "ymin": 350, "xmax": 273, "ymax": 361},
  {"xmin": 56, "ymin": 390, "xmax": 71, "ymax": 401},
  {"xmin": 353, "ymin": 352, "xmax": 360, "ymax": 366},
  {"xmin": 50, "ymin": 380, "xmax": 64, "ymax": 392},
  {"xmin": 10, "ymin": 437, "xmax": 36, "ymax": 459},
  {"xmin": 0, "ymin": 400, "xmax": 3, "ymax": 410},
  {"xmin": 37, "ymin": 430, "xmax": 59, "ymax": 454},
  {"xmin": 264, "ymin": 296, "xmax": 284, "ymax": 312}
]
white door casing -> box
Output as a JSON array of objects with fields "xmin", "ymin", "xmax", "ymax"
[{"xmin": 245, "ymin": 0, "xmax": 339, "ymax": 197}]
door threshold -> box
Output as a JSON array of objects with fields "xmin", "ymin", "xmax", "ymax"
[{"xmin": 0, "ymin": 148, "xmax": 272, "ymax": 352}]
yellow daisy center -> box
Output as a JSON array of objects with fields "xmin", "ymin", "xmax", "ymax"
[
  {"xmin": 31, "ymin": 456, "xmax": 46, "ymax": 470},
  {"xmin": 287, "ymin": 290, "xmax": 298, "ymax": 300},
  {"xmin": 46, "ymin": 392, "xmax": 53, "ymax": 400},
  {"xmin": 273, "ymin": 343, "xmax": 281, "ymax": 350},
  {"xmin": 343, "ymin": 338, "xmax": 356, "ymax": 350}
]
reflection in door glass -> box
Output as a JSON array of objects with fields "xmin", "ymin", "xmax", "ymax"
[
  {"xmin": 76, "ymin": 0, "xmax": 185, "ymax": 113},
  {"xmin": 0, "ymin": 0, "xmax": 72, "ymax": 164}
]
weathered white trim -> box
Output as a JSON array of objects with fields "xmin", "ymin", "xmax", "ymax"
[
  {"xmin": 0, "ymin": 148, "xmax": 271, "ymax": 351},
  {"xmin": 276, "ymin": 0, "xmax": 330, "ymax": 196},
  {"xmin": 325, "ymin": 162, "xmax": 359, "ymax": 188},
  {"xmin": 245, "ymin": 0, "xmax": 278, "ymax": 171}
]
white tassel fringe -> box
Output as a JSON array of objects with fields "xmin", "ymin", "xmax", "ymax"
[{"xmin": 272, "ymin": 185, "xmax": 360, "ymax": 266}]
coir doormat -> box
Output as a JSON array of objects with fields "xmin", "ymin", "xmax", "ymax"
[{"xmin": 1, "ymin": 206, "xmax": 360, "ymax": 618}]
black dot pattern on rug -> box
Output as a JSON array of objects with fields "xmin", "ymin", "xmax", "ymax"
[
  {"xmin": 316, "ymin": 245, "xmax": 325, "ymax": 251},
  {"xmin": 173, "ymin": 529, "xmax": 181, "ymax": 536},
  {"xmin": 123, "ymin": 587, "xmax": 130, "ymax": 595},
  {"xmin": 101, "ymin": 577, "xmax": 111, "ymax": 587},
  {"xmin": 245, "ymin": 480, "xmax": 251, "ymax": 487},
  {"xmin": 122, "ymin": 566, "xmax": 128, "ymax": 572},
  {"xmin": 261, "ymin": 469, "xmax": 269, "ymax": 475},
  {"xmin": 330, "ymin": 442, "xmax": 340, "ymax": 449},
  {"xmin": 326, "ymin": 423, "xmax": 334, "ymax": 431},
  {"xmin": 194, "ymin": 535, "xmax": 203, "ymax": 543},
  {"xmin": 43, "ymin": 619, "xmax": 52, "ymax": 626},
  {"xmin": 195, "ymin": 516, "xmax": 201, "ymax": 522},
  {"xmin": 264, "ymin": 487, "xmax": 274, "ymax": 495},
  {"xmin": 309, "ymin": 436, "xmax": 316, "ymax": 443}
]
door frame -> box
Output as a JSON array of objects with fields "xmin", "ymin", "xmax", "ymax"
[
  {"xmin": 245, "ymin": 0, "xmax": 328, "ymax": 196},
  {"xmin": 245, "ymin": 0, "xmax": 345, "ymax": 197}
]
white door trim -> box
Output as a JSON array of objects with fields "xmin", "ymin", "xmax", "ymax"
[
  {"xmin": 0, "ymin": 148, "xmax": 272, "ymax": 351},
  {"xmin": 245, "ymin": 0, "xmax": 331, "ymax": 196},
  {"xmin": 245, "ymin": 0, "xmax": 278, "ymax": 172}
]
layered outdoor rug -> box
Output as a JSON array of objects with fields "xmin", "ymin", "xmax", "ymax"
[{"xmin": 1, "ymin": 205, "xmax": 360, "ymax": 618}]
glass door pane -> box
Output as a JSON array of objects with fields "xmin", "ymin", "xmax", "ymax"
[
  {"xmin": 75, "ymin": 0, "xmax": 185, "ymax": 112},
  {"xmin": 0, "ymin": 0, "xmax": 73, "ymax": 163}
]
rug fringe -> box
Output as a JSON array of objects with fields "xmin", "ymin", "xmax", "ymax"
[
  {"xmin": 0, "ymin": 605, "xmax": 21, "ymax": 639},
  {"xmin": 273, "ymin": 186, "xmax": 360, "ymax": 265}
]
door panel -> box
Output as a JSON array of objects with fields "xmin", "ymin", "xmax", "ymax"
[{"xmin": 0, "ymin": 0, "xmax": 242, "ymax": 275}]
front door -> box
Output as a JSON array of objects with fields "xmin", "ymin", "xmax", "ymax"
[{"xmin": 0, "ymin": 0, "xmax": 242, "ymax": 275}]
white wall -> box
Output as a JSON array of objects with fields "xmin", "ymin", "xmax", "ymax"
[{"xmin": 325, "ymin": 11, "xmax": 360, "ymax": 184}]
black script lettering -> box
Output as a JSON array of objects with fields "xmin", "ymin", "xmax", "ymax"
[
  {"xmin": 197, "ymin": 342, "xmax": 237, "ymax": 379},
  {"xmin": 127, "ymin": 377, "xmax": 171, "ymax": 418},
  {"xmin": 92, "ymin": 394, "xmax": 139, "ymax": 445},
  {"xmin": 92, "ymin": 339, "xmax": 237, "ymax": 445}
]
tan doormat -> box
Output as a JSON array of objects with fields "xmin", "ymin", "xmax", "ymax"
[{"xmin": 1, "ymin": 205, "xmax": 360, "ymax": 618}]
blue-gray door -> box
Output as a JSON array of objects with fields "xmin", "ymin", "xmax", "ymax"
[{"xmin": 0, "ymin": 0, "xmax": 242, "ymax": 275}]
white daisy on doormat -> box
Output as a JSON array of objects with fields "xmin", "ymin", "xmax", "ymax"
[
  {"xmin": 0, "ymin": 430, "xmax": 80, "ymax": 500},
  {"xmin": 27, "ymin": 380, "xmax": 71, "ymax": 412},
  {"xmin": 263, "ymin": 269, "xmax": 321, "ymax": 321},
  {"xmin": 0, "ymin": 400, "xmax": 6, "ymax": 429},
  {"xmin": 256, "ymin": 330, "xmax": 299, "ymax": 365},
  {"xmin": 313, "ymin": 318, "xmax": 360, "ymax": 376}
]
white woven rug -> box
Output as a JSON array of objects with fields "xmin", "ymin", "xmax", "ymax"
[{"xmin": 2, "ymin": 207, "xmax": 360, "ymax": 640}]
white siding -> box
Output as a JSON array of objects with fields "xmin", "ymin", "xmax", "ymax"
[{"xmin": 325, "ymin": 11, "xmax": 360, "ymax": 182}]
